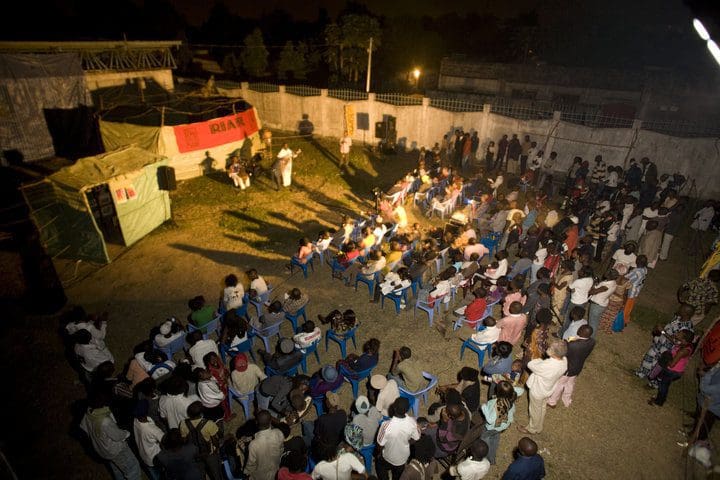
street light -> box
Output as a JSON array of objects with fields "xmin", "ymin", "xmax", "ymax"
[
  {"xmin": 694, "ymin": 18, "xmax": 710, "ymax": 41},
  {"xmin": 412, "ymin": 68, "xmax": 421, "ymax": 80}
]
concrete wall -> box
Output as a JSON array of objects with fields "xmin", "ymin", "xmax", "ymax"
[
  {"xmin": 220, "ymin": 83, "xmax": 720, "ymax": 198},
  {"xmin": 85, "ymin": 69, "xmax": 174, "ymax": 91}
]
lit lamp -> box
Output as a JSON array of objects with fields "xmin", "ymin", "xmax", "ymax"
[{"xmin": 412, "ymin": 68, "xmax": 421, "ymax": 80}]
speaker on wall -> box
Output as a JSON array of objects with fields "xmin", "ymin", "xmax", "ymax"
[
  {"xmin": 157, "ymin": 166, "xmax": 177, "ymax": 191},
  {"xmin": 357, "ymin": 112, "xmax": 370, "ymax": 131},
  {"xmin": 374, "ymin": 121, "xmax": 386, "ymax": 139}
]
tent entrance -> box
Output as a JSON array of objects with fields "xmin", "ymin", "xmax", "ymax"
[{"xmin": 85, "ymin": 184, "xmax": 123, "ymax": 245}]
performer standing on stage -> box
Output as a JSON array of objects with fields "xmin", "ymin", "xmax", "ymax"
[{"xmin": 273, "ymin": 143, "xmax": 301, "ymax": 190}]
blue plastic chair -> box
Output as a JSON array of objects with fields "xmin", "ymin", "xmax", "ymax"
[
  {"xmin": 154, "ymin": 334, "xmax": 186, "ymax": 360},
  {"xmin": 285, "ymin": 304, "xmax": 308, "ymax": 333},
  {"xmin": 410, "ymin": 277, "xmax": 424, "ymax": 298},
  {"xmin": 355, "ymin": 271, "xmax": 380, "ymax": 299},
  {"xmin": 249, "ymin": 286, "xmax": 272, "ymax": 319},
  {"xmin": 331, "ymin": 258, "xmax": 354, "ymax": 282},
  {"xmin": 325, "ymin": 325, "xmax": 359, "ymax": 358},
  {"xmin": 265, "ymin": 363, "xmax": 299, "ymax": 377},
  {"xmin": 223, "ymin": 460, "xmax": 242, "ymax": 480},
  {"xmin": 250, "ymin": 323, "xmax": 282, "ymax": 351},
  {"xmin": 398, "ymin": 371, "xmax": 438, "ymax": 417},
  {"xmin": 187, "ymin": 315, "xmax": 221, "ymax": 340},
  {"xmin": 228, "ymin": 386, "xmax": 255, "ymax": 421},
  {"xmin": 459, "ymin": 338, "xmax": 493, "ymax": 369},
  {"xmin": 312, "ymin": 382, "xmax": 344, "ymax": 416},
  {"xmin": 381, "ymin": 285, "xmax": 410, "ymax": 314},
  {"xmin": 299, "ymin": 340, "xmax": 322, "ymax": 373},
  {"xmin": 291, "ymin": 256, "xmax": 314, "ymax": 279},
  {"xmin": 219, "ymin": 337, "xmax": 256, "ymax": 363},
  {"xmin": 338, "ymin": 363, "xmax": 374, "ymax": 398},
  {"xmin": 360, "ymin": 444, "xmax": 375, "ymax": 474},
  {"xmin": 413, "ymin": 296, "xmax": 445, "ymax": 327}
]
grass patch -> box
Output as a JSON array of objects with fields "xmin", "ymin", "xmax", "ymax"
[{"xmin": 631, "ymin": 304, "xmax": 665, "ymax": 331}]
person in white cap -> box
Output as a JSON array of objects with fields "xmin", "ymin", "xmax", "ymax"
[
  {"xmin": 154, "ymin": 318, "xmax": 184, "ymax": 348},
  {"xmin": 351, "ymin": 395, "xmax": 383, "ymax": 447},
  {"xmin": 371, "ymin": 374, "xmax": 400, "ymax": 417}
]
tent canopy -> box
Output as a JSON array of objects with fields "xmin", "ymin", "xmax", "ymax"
[
  {"xmin": 22, "ymin": 146, "xmax": 171, "ymax": 264},
  {"xmin": 49, "ymin": 146, "xmax": 165, "ymax": 191}
]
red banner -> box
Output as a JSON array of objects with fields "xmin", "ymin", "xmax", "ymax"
[{"xmin": 173, "ymin": 109, "xmax": 259, "ymax": 153}]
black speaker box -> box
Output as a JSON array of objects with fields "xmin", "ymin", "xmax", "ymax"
[{"xmin": 157, "ymin": 166, "xmax": 177, "ymax": 191}]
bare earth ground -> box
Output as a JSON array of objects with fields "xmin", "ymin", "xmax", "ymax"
[{"xmin": 2, "ymin": 134, "xmax": 718, "ymax": 479}]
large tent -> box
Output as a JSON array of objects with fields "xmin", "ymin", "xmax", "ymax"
[
  {"xmin": 0, "ymin": 53, "xmax": 99, "ymax": 162},
  {"xmin": 21, "ymin": 146, "xmax": 171, "ymax": 264},
  {"xmin": 98, "ymin": 93, "xmax": 262, "ymax": 180}
]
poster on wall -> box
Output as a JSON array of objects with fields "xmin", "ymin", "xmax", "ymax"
[
  {"xmin": 344, "ymin": 104, "xmax": 355, "ymax": 136},
  {"xmin": 173, "ymin": 108, "xmax": 260, "ymax": 153}
]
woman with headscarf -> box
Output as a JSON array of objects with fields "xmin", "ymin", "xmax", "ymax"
[
  {"xmin": 204, "ymin": 352, "xmax": 233, "ymax": 420},
  {"xmin": 479, "ymin": 381, "xmax": 517, "ymax": 464}
]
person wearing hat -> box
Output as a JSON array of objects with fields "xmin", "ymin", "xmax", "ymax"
[
  {"xmin": 133, "ymin": 399, "xmax": 164, "ymax": 479},
  {"xmin": 258, "ymin": 338, "xmax": 303, "ymax": 375},
  {"xmin": 351, "ymin": 395, "xmax": 383, "ymax": 447},
  {"xmin": 309, "ymin": 365, "xmax": 344, "ymax": 398},
  {"xmin": 372, "ymin": 374, "xmax": 400, "ymax": 417},
  {"xmin": 154, "ymin": 318, "xmax": 184, "ymax": 348},
  {"xmin": 230, "ymin": 353, "xmax": 266, "ymax": 396},
  {"xmin": 376, "ymin": 397, "xmax": 420, "ymax": 480},
  {"xmin": 303, "ymin": 390, "xmax": 348, "ymax": 454}
]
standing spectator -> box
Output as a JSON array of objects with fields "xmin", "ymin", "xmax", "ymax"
[
  {"xmin": 649, "ymin": 329, "xmax": 694, "ymax": 407},
  {"xmin": 376, "ymin": 397, "xmax": 421, "ymax": 480},
  {"xmin": 400, "ymin": 434, "xmax": 438, "ymax": 480},
  {"xmin": 80, "ymin": 391, "xmax": 141, "ymax": 480},
  {"xmin": 180, "ymin": 401, "xmax": 223, "ymax": 480},
  {"xmin": 518, "ymin": 340, "xmax": 568, "ymax": 434},
  {"xmin": 623, "ymin": 255, "xmax": 649, "ymax": 325},
  {"xmin": 690, "ymin": 361, "xmax": 720, "ymax": 442},
  {"xmin": 485, "ymin": 141, "xmax": 496, "ymax": 172},
  {"xmin": 587, "ymin": 270, "xmax": 618, "ymax": 338},
  {"xmin": 479, "ymin": 381, "xmax": 517, "ymax": 464},
  {"xmin": 245, "ymin": 410, "xmax": 285, "ymax": 480},
  {"xmin": 155, "ymin": 429, "xmax": 204, "ymax": 480},
  {"xmin": 659, "ymin": 203, "xmax": 685, "ymax": 261},
  {"xmin": 501, "ymin": 437, "xmax": 546, "ymax": 480},
  {"xmin": 640, "ymin": 157, "xmax": 658, "ymax": 185},
  {"xmin": 339, "ymin": 131, "xmax": 352, "ymax": 168},
  {"xmin": 506, "ymin": 134, "xmax": 521, "ymax": 174},
  {"xmin": 520, "ymin": 135, "xmax": 532, "ymax": 175},
  {"xmin": 133, "ymin": 400, "xmax": 164, "ymax": 480},
  {"xmin": 311, "ymin": 442, "xmax": 366, "ymax": 480},
  {"xmin": 590, "ymin": 155, "xmax": 607, "ymax": 191},
  {"xmin": 496, "ymin": 302, "xmax": 528, "ymax": 348},
  {"xmin": 635, "ymin": 304, "xmax": 694, "ymax": 383},
  {"xmin": 159, "ymin": 375, "xmax": 199, "ymax": 429},
  {"xmin": 495, "ymin": 135, "xmax": 509, "ymax": 171},
  {"xmin": 547, "ymin": 325, "xmax": 596, "ymax": 408},
  {"xmin": 560, "ymin": 266, "xmax": 593, "ymax": 336},
  {"xmin": 678, "ymin": 270, "xmax": 720, "ymax": 326},
  {"xmin": 372, "ymin": 375, "xmax": 401, "ymax": 417},
  {"xmin": 450, "ymin": 439, "xmax": 490, "ymax": 479}
]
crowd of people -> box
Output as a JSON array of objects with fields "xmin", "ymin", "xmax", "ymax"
[{"xmin": 63, "ymin": 127, "xmax": 720, "ymax": 480}]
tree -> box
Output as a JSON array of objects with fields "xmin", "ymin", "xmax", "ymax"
[
  {"xmin": 277, "ymin": 41, "xmax": 309, "ymax": 81},
  {"xmin": 323, "ymin": 14, "xmax": 381, "ymax": 84},
  {"xmin": 240, "ymin": 28, "xmax": 269, "ymax": 77}
]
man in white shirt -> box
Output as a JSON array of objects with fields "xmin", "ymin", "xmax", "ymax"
[
  {"xmin": 293, "ymin": 320, "xmax": 322, "ymax": 349},
  {"xmin": 561, "ymin": 306, "xmax": 588, "ymax": 341},
  {"xmin": 450, "ymin": 439, "xmax": 491, "ymax": 480},
  {"xmin": 187, "ymin": 332, "xmax": 220, "ymax": 368},
  {"xmin": 73, "ymin": 329, "xmax": 114, "ymax": 376},
  {"xmin": 312, "ymin": 446, "xmax": 366, "ymax": 480},
  {"xmin": 81, "ymin": 392, "xmax": 142, "ymax": 480},
  {"xmin": 159, "ymin": 376, "xmax": 199, "ymax": 429},
  {"xmin": 463, "ymin": 238, "xmax": 489, "ymax": 261},
  {"xmin": 560, "ymin": 266, "xmax": 593, "ymax": 337},
  {"xmin": 376, "ymin": 397, "xmax": 421, "ymax": 480},
  {"xmin": 518, "ymin": 340, "xmax": 568, "ymax": 434},
  {"xmin": 339, "ymin": 131, "xmax": 352, "ymax": 168},
  {"xmin": 372, "ymin": 375, "xmax": 400, "ymax": 417},
  {"xmin": 245, "ymin": 411, "xmax": 285, "ymax": 480},
  {"xmin": 223, "ymin": 273, "xmax": 245, "ymax": 311},
  {"xmin": 133, "ymin": 399, "xmax": 164, "ymax": 476}
]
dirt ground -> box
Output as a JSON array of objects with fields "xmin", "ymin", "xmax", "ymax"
[{"xmin": 3, "ymin": 136, "xmax": 719, "ymax": 479}]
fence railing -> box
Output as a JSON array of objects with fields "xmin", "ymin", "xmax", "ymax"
[
  {"xmin": 327, "ymin": 89, "xmax": 368, "ymax": 101},
  {"xmin": 231, "ymin": 80, "xmax": 718, "ymax": 138},
  {"xmin": 561, "ymin": 111, "xmax": 634, "ymax": 129},
  {"xmin": 375, "ymin": 93, "xmax": 423, "ymax": 106},
  {"xmin": 285, "ymin": 85, "xmax": 322, "ymax": 97},
  {"xmin": 490, "ymin": 103, "xmax": 554, "ymax": 120},
  {"xmin": 429, "ymin": 97, "xmax": 484, "ymax": 112},
  {"xmin": 247, "ymin": 82, "xmax": 280, "ymax": 93}
]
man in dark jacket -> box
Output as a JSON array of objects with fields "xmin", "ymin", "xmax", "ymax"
[{"xmin": 546, "ymin": 325, "xmax": 596, "ymax": 407}]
